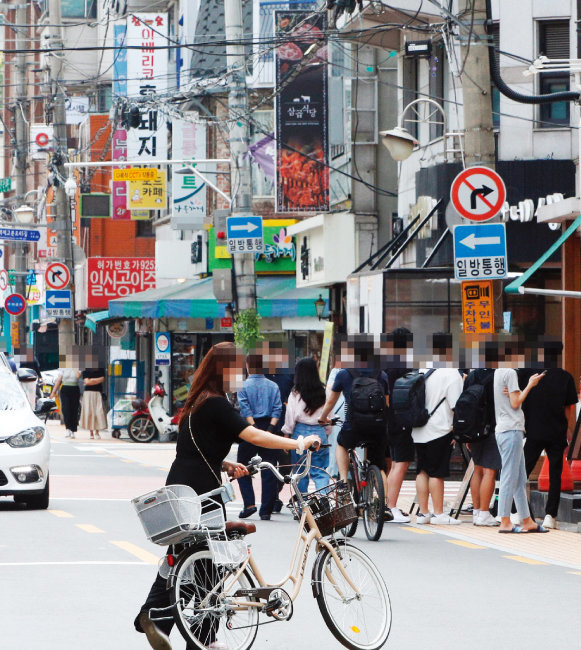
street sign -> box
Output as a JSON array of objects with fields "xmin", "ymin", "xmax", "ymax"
[
  {"xmin": 226, "ymin": 215, "xmax": 264, "ymax": 254},
  {"xmin": 0, "ymin": 227, "xmax": 41, "ymax": 242},
  {"xmin": 450, "ymin": 166, "xmax": 506, "ymax": 222},
  {"xmin": 45, "ymin": 289, "xmax": 72, "ymax": 317},
  {"xmin": 113, "ymin": 168, "xmax": 158, "ymax": 181},
  {"xmin": 4, "ymin": 293, "xmax": 26, "ymax": 316},
  {"xmin": 155, "ymin": 332, "xmax": 171, "ymax": 365},
  {"xmin": 453, "ymin": 223, "xmax": 507, "ymax": 280},
  {"xmin": 461, "ymin": 280, "xmax": 494, "ymax": 335},
  {"xmin": 0, "ymin": 177, "xmax": 11, "ymax": 193},
  {"xmin": 45, "ymin": 262, "xmax": 71, "ymax": 290}
]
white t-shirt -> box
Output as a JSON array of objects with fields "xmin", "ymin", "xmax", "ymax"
[
  {"xmin": 494, "ymin": 367, "xmax": 525, "ymax": 433},
  {"xmin": 412, "ymin": 368, "xmax": 464, "ymax": 444}
]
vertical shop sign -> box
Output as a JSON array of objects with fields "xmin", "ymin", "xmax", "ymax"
[
  {"xmin": 112, "ymin": 129, "xmax": 132, "ymax": 220},
  {"xmin": 126, "ymin": 13, "xmax": 168, "ymax": 161},
  {"xmin": 275, "ymin": 11, "xmax": 328, "ymax": 213},
  {"xmin": 461, "ymin": 280, "xmax": 494, "ymax": 335},
  {"xmin": 87, "ymin": 258, "xmax": 156, "ymax": 309},
  {"xmin": 155, "ymin": 332, "xmax": 171, "ymax": 365},
  {"xmin": 113, "ymin": 24, "xmax": 127, "ymax": 97},
  {"xmin": 172, "ymin": 118, "xmax": 207, "ymax": 229}
]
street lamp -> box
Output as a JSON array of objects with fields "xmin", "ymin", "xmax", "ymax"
[
  {"xmin": 13, "ymin": 205, "xmax": 35, "ymax": 224},
  {"xmin": 380, "ymin": 98, "xmax": 448, "ymax": 162},
  {"xmin": 314, "ymin": 294, "xmax": 326, "ymax": 320}
]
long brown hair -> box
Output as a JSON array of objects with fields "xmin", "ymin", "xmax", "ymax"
[{"xmin": 179, "ymin": 342, "xmax": 242, "ymax": 425}]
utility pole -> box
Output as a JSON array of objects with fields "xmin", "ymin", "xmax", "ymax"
[
  {"xmin": 12, "ymin": 0, "xmax": 28, "ymax": 353},
  {"xmin": 47, "ymin": 0, "xmax": 75, "ymax": 350},
  {"xmin": 460, "ymin": 0, "xmax": 495, "ymax": 168},
  {"xmin": 224, "ymin": 0, "xmax": 256, "ymax": 311}
]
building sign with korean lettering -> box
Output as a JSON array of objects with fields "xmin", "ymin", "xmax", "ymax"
[
  {"xmin": 128, "ymin": 171, "xmax": 167, "ymax": 209},
  {"xmin": 461, "ymin": 280, "xmax": 494, "ymax": 335},
  {"xmin": 87, "ymin": 257, "xmax": 156, "ymax": 309},
  {"xmin": 126, "ymin": 13, "xmax": 168, "ymax": 161},
  {"xmin": 172, "ymin": 117, "xmax": 207, "ymax": 228},
  {"xmin": 112, "ymin": 129, "xmax": 131, "ymax": 221}
]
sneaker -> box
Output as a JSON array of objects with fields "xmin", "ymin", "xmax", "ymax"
[
  {"xmin": 472, "ymin": 510, "xmax": 481, "ymax": 524},
  {"xmin": 416, "ymin": 512, "xmax": 433, "ymax": 525},
  {"xmin": 65, "ymin": 430, "xmax": 72, "ymax": 438},
  {"xmin": 260, "ymin": 514, "xmax": 271, "ymax": 521},
  {"xmin": 138, "ymin": 612, "xmax": 172, "ymax": 650},
  {"xmin": 542, "ymin": 514, "xmax": 558, "ymax": 529},
  {"xmin": 207, "ymin": 643, "xmax": 228, "ymax": 650},
  {"xmin": 475, "ymin": 511, "xmax": 500, "ymax": 527},
  {"xmin": 431, "ymin": 513, "xmax": 462, "ymax": 526},
  {"xmin": 388, "ymin": 507, "xmax": 411, "ymax": 523},
  {"xmin": 239, "ymin": 506, "xmax": 257, "ymax": 519}
]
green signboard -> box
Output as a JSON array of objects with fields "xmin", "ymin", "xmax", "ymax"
[
  {"xmin": 0, "ymin": 177, "xmax": 11, "ymax": 193},
  {"xmin": 209, "ymin": 220, "xmax": 297, "ymax": 274}
]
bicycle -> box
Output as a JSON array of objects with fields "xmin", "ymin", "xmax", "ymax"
[
  {"xmin": 330, "ymin": 418, "xmax": 386, "ymax": 542},
  {"xmin": 133, "ymin": 446, "xmax": 392, "ymax": 650}
]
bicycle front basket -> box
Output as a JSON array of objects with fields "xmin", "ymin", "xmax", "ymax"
[
  {"xmin": 132, "ymin": 485, "xmax": 202, "ymax": 545},
  {"xmin": 306, "ymin": 481, "xmax": 357, "ymax": 537}
]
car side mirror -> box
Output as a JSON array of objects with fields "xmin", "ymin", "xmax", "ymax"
[
  {"xmin": 34, "ymin": 398, "xmax": 56, "ymax": 415},
  {"xmin": 17, "ymin": 368, "xmax": 38, "ymax": 383}
]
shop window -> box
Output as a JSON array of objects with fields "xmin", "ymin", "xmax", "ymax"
[
  {"xmin": 97, "ymin": 85, "xmax": 112, "ymax": 113},
  {"xmin": 62, "ymin": 0, "xmax": 97, "ymax": 18},
  {"xmin": 538, "ymin": 20, "xmax": 570, "ymax": 127},
  {"xmin": 136, "ymin": 219, "xmax": 154, "ymax": 238}
]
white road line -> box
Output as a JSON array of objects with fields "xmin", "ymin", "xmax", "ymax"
[
  {"xmin": 0, "ymin": 561, "xmax": 149, "ymax": 566},
  {"xmin": 52, "ymin": 454, "xmax": 113, "ymax": 457}
]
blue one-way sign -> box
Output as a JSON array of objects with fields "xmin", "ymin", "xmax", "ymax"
[
  {"xmin": 453, "ymin": 223, "xmax": 507, "ymax": 280},
  {"xmin": 227, "ymin": 215, "xmax": 264, "ymax": 254},
  {"xmin": 45, "ymin": 290, "xmax": 72, "ymax": 317}
]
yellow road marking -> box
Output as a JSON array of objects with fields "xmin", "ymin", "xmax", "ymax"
[
  {"xmin": 403, "ymin": 526, "xmax": 434, "ymax": 535},
  {"xmin": 93, "ymin": 449, "xmax": 108, "ymax": 454},
  {"xmin": 503, "ymin": 555, "xmax": 548, "ymax": 566},
  {"xmin": 76, "ymin": 524, "xmax": 104, "ymax": 534},
  {"xmin": 48, "ymin": 510, "xmax": 74, "ymax": 518},
  {"xmin": 121, "ymin": 459, "xmax": 135, "ymax": 463},
  {"xmin": 568, "ymin": 571, "xmax": 581, "ymax": 576},
  {"xmin": 447, "ymin": 540, "xmax": 485, "ymax": 549},
  {"xmin": 110, "ymin": 541, "xmax": 159, "ymax": 564}
]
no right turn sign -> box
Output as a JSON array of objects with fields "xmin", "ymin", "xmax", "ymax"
[{"xmin": 450, "ymin": 166, "xmax": 506, "ymax": 222}]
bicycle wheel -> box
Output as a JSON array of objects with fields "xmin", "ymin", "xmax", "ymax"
[
  {"xmin": 341, "ymin": 460, "xmax": 359, "ymax": 537},
  {"xmin": 362, "ymin": 464, "xmax": 385, "ymax": 542},
  {"xmin": 314, "ymin": 540, "xmax": 391, "ymax": 650},
  {"xmin": 169, "ymin": 546, "xmax": 259, "ymax": 650}
]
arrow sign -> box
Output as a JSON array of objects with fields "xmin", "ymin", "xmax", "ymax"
[
  {"xmin": 459, "ymin": 233, "xmax": 502, "ymax": 250},
  {"xmin": 45, "ymin": 289, "xmax": 72, "ymax": 316},
  {"xmin": 45, "ymin": 262, "xmax": 71, "ymax": 289},
  {"xmin": 230, "ymin": 222, "xmax": 259, "ymax": 233},
  {"xmin": 47, "ymin": 294, "xmax": 69, "ymax": 306},
  {"xmin": 470, "ymin": 185, "xmax": 494, "ymax": 210}
]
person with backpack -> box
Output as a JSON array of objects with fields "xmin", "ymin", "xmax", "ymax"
[
  {"xmin": 318, "ymin": 336, "xmax": 391, "ymax": 518},
  {"xmin": 403, "ymin": 333, "xmax": 463, "ymax": 525},
  {"xmin": 282, "ymin": 357, "xmax": 331, "ymax": 493},
  {"xmin": 458, "ymin": 368, "xmax": 502, "ymax": 526}
]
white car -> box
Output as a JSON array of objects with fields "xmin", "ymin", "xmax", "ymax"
[{"xmin": 0, "ymin": 362, "xmax": 52, "ymax": 509}]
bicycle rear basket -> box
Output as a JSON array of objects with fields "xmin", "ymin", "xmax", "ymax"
[
  {"xmin": 132, "ymin": 485, "xmax": 203, "ymax": 545},
  {"xmin": 301, "ymin": 481, "xmax": 357, "ymax": 537}
]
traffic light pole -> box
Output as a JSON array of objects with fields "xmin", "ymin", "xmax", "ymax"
[
  {"xmin": 47, "ymin": 0, "xmax": 76, "ymax": 350},
  {"xmin": 224, "ymin": 0, "xmax": 256, "ymax": 312}
]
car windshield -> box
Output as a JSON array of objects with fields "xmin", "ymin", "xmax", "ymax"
[{"xmin": 0, "ymin": 374, "xmax": 28, "ymax": 410}]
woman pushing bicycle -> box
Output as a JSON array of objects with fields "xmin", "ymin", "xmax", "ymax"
[{"xmin": 134, "ymin": 342, "xmax": 320, "ymax": 650}]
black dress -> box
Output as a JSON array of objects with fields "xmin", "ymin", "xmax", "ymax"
[{"xmin": 136, "ymin": 396, "xmax": 249, "ymax": 646}]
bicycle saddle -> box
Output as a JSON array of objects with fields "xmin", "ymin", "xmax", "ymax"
[
  {"xmin": 225, "ymin": 520, "xmax": 256, "ymax": 537},
  {"xmin": 349, "ymin": 440, "xmax": 373, "ymax": 450}
]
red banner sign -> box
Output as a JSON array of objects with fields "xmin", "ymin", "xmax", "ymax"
[{"xmin": 87, "ymin": 257, "xmax": 155, "ymax": 309}]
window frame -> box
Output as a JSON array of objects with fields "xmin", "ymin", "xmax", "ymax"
[{"xmin": 537, "ymin": 19, "xmax": 570, "ymax": 128}]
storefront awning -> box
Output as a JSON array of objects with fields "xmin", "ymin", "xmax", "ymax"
[
  {"xmin": 84, "ymin": 310, "xmax": 113, "ymax": 332},
  {"xmin": 108, "ymin": 276, "xmax": 328, "ymax": 319}
]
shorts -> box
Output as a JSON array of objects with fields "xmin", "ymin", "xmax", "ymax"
[
  {"xmin": 470, "ymin": 433, "xmax": 502, "ymax": 471},
  {"xmin": 389, "ymin": 432, "xmax": 415, "ymax": 463},
  {"xmin": 415, "ymin": 433, "xmax": 454, "ymax": 478},
  {"xmin": 337, "ymin": 427, "xmax": 387, "ymax": 472}
]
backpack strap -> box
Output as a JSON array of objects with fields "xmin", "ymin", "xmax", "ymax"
[
  {"xmin": 424, "ymin": 369, "xmax": 445, "ymax": 418},
  {"xmin": 424, "ymin": 368, "xmax": 437, "ymax": 381}
]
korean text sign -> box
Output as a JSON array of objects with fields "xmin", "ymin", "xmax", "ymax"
[
  {"xmin": 461, "ymin": 280, "xmax": 494, "ymax": 335},
  {"xmin": 172, "ymin": 117, "xmax": 207, "ymax": 228},
  {"xmin": 126, "ymin": 13, "xmax": 168, "ymax": 161},
  {"xmin": 87, "ymin": 258, "xmax": 156, "ymax": 309}
]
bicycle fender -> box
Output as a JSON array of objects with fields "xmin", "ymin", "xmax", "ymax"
[{"xmin": 165, "ymin": 543, "xmax": 208, "ymax": 590}]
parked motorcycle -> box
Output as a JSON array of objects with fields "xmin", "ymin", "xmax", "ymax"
[{"xmin": 127, "ymin": 382, "xmax": 181, "ymax": 443}]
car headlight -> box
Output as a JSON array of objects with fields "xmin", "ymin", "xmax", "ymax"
[{"xmin": 6, "ymin": 427, "xmax": 45, "ymax": 448}]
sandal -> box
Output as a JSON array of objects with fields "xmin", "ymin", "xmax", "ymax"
[
  {"xmin": 95, "ymin": 433, "xmax": 101, "ymax": 440},
  {"xmin": 499, "ymin": 526, "xmax": 523, "ymax": 534},
  {"xmin": 523, "ymin": 524, "xmax": 549, "ymax": 533}
]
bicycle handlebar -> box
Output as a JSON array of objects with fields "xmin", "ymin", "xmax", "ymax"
[{"xmin": 245, "ymin": 444, "xmax": 330, "ymax": 486}]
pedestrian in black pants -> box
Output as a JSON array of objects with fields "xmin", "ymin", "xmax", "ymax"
[
  {"xmin": 237, "ymin": 352, "xmax": 282, "ymax": 520},
  {"xmin": 518, "ymin": 341, "xmax": 578, "ymax": 529},
  {"xmin": 51, "ymin": 368, "xmax": 81, "ymax": 438}
]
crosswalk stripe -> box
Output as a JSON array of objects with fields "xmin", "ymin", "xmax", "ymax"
[
  {"xmin": 503, "ymin": 555, "xmax": 548, "ymax": 566},
  {"xmin": 48, "ymin": 509, "xmax": 74, "ymax": 518},
  {"xmin": 447, "ymin": 540, "xmax": 485, "ymax": 549},
  {"xmin": 110, "ymin": 541, "xmax": 160, "ymax": 564},
  {"xmin": 76, "ymin": 524, "xmax": 105, "ymax": 534}
]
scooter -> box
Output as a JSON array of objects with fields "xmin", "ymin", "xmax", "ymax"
[{"xmin": 127, "ymin": 381, "xmax": 181, "ymax": 443}]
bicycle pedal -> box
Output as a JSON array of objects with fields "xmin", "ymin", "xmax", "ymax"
[{"xmin": 263, "ymin": 588, "xmax": 293, "ymax": 621}]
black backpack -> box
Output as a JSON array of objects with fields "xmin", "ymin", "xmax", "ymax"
[
  {"xmin": 391, "ymin": 369, "xmax": 444, "ymax": 432},
  {"xmin": 453, "ymin": 369, "xmax": 494, "ymax": 443},
  {"xmin": 347, "ymin": 371, "xmax": 387, "ymax": 436}
]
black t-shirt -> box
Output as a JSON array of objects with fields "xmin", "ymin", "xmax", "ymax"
[
  {"xmin": 166, "ymin": 396, "xmax": 248, "ymax": 494},
  {"xmin": 82, "ymin": 368, "xmax": 105, "ymax": 393},
  {"xmin": 332, "ymin": 368, "xmax": 389, "ymax": 432},
  {"xmin": 518, "ymin": 368, "xmax": 578, "ymax": 442}
]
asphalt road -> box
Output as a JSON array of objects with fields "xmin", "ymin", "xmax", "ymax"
[{"xmin": 1, "ymin": 436, "xmax": 580, "ymax": 650}]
